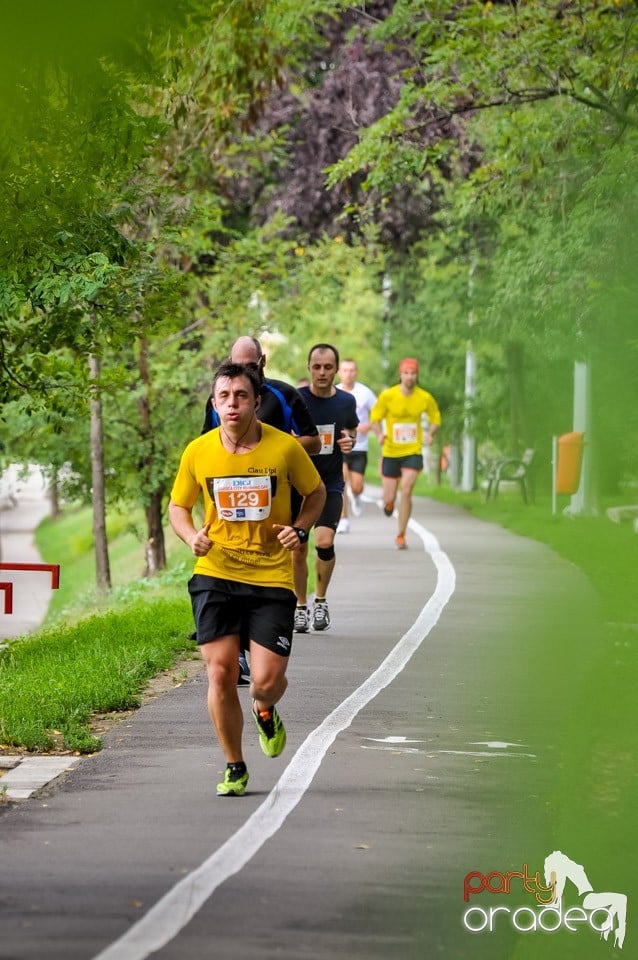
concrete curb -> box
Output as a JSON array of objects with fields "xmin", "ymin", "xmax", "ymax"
[{"xmin": 0, "ymin": 754, "xmax": 80, "ymax": 801}]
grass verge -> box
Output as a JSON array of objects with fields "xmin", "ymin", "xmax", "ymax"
[
  {"xmin": 1, "ymin": 504, "xmax": 196, "ymax": 753},
  {"xmin": 0, "ymin": 597, "xmax": 195, "ymax": 753}
]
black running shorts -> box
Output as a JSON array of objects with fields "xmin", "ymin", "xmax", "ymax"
[
  {"xmin": 188, "ymin": 575, "xmax": 296, "ymax": 657},
  {"xmin": 315, "ymin": 490, "xmax": 343, "ymax": 532},
  {"xmin": 343, "ymin": 451, "xmax": 368, "ymax": 475},
  {"xmin": 381, "ymin": 453, "xmax": 423, "ymax": 478}
]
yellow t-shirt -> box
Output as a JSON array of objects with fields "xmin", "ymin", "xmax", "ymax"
[
  {"xmin": 370, "ymin": 384, "xmax": 442, "ymax": 458},
  {"xmin": 170, "ymin": 423, "xmax": 321, "ymax": 590}
]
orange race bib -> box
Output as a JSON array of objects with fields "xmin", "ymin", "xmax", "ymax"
[
  {"xmin": 317, "ymin": 423, "xmax": 335, "ymax": 455},
  {"xmin": 212, "ymin": 476, "xmax": 272, "ymax": 520},
  {"xmin": 392, "ymin": 422, "xmax": 418, "ymax": 444}
]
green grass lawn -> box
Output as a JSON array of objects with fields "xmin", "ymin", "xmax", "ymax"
[
  {"xmin": 1, "ymin": 504, "xmax": 196, "ymax": 753},
  {"xmin": 0, "ymin": 598, "xmax": 195, "ymax": 752}
]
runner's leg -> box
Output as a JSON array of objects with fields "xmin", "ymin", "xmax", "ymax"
[
  {"xmin": 201, "ymin": 635, "xmax": 244, "ymax": 762},
  {"xmin": 398, "ymin": 467, "xmax": 420, "ymax": 535}
]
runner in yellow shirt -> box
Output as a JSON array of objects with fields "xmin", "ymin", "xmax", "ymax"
[
  {"xmin": 169, "ymin": 361, "xmax": 325, "ymax": 796},
  {"xmin": 370, "ymin": 357, "xmax": 441, "ymax": 550}
]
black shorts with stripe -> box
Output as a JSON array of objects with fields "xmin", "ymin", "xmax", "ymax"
[{"xmin": 188, "ymin": 574, "xmax": 296, "ymax": 657}]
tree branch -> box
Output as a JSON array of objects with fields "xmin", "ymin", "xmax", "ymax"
[
  {"xmin": 153, "ymin": 317, "xmax": 205, "ymax": 351},
  {"xmin": 404, "ymin": 84, "xmax": 637, "ymax": 137}
]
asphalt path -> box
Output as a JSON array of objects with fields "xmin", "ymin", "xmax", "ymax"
[{"xmin": 0, "ymin": 492, "xmax": 600, "ymax": 960}]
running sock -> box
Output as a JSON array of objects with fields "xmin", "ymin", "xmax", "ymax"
[{"xmin": 228, "ymin": 761, "xmax": 247, "ymax": 776}]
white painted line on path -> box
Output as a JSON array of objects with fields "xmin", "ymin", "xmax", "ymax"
[
  {"xmin": 93, "ymin": 518, "xmax": 455, "ymax": 960},
  {"xmin": 363, "ymin": 736, "xmax": 424, "ymax": 744},
  {"xmin": 360, "ymin": 740, "xmax": 536, "ymax": 759},
  {"xmin": 470, "ymin": 741, "xmax": 526, "ymax": 749},
  {"xmin": 434, "ymin": 749, "xmax": 537, "ymax": 759}
]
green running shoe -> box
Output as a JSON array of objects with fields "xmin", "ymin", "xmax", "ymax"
[
  {"xmin": 217, "ymin": 766, "xmax": 249, "ymax": 797},
  {"xmin": 252, "ymin": 702, "xmax": 286, "ymax": 758}
]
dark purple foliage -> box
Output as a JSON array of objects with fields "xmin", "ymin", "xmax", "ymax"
[{"xmin": 218, "ymin": 2, "xmax": 479, "ymax": 250}]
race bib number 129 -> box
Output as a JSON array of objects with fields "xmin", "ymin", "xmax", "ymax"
[{"xmin": 212, "ymin": 476, "xmax": 272, "ymax": 520}]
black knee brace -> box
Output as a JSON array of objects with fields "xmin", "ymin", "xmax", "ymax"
[{"xmin": 316, "ymin": 544, "xmax": 335, "ymax": 561}]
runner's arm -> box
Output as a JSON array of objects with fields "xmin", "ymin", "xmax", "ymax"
[
  {"xmin": 337, "ymin": 395, "xmax": 359, "ymax": 449},
  {"xmin": 424, "ymin": 394, "xmax": 442, "ymax": 445},
  {"xmin": 168, "ymin": 500, "xmax": 212, "ymax": 556},
  {"xmin": 291, "ymin": 480, "xmax": 326, "ymax": 534},
  {"xmin": 273, "ymin": 480, "xmax": 326, "ymax": 550},
  {"xmin": 289, "ymin": 388, "xmax": 321, "ymax": 454},
  {"xmin": 296, "ymin": 432, "xmax": 322, "ymax": 455},
  {"xmin": 424, "ymin": 422, "xmax": 440, "ymax": 445},
  {"xmin": 369, "ymin": 394, "xmax": 386, "ymax": 441}
]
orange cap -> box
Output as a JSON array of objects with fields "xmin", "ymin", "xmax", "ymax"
[{"xmin": 399, "ymin": 357, "xmax": 419, "ymax": 373}]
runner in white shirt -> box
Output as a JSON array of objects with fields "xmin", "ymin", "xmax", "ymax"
[{"xmin": 336, "ymin": 358, "xmax": 377, "ymax": 532}]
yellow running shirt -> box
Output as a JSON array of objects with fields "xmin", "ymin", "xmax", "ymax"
[
  {"xmin": 170, "ymin": 423, "xmax": 321, "ymax": 591},
  {"xmin": 370, "ymin": 384, "xmax": 441, "ymax": 459}
]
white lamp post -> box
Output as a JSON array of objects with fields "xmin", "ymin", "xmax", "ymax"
[{"xmin": 461, "ymin": 262, "xmax": 477, "ymax": 492}]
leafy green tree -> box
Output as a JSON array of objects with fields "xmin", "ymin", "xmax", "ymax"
[
  {"xmin": 5, "ymin": 0, "xmax": 637, "ymax": 588},
  {"xmin": 0, "ymin": 1, "xmax": 209, "ymax": 581},
  {"xmin": 318, "ymin": 1, "xmax": 638, "ymax": 479}
]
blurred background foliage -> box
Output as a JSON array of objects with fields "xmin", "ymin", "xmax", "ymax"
[{"xmin": 1, "ymin": 0, "xmax": 637, "ymax": 540}]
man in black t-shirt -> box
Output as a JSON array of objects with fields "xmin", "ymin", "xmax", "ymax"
[
  {"xmin": 293, "ymin": 343, "xmax": 358, "ymax": 634},
  {"xmin": 202, "ymin": 337, "xmax": 320, "ymax": 456}
]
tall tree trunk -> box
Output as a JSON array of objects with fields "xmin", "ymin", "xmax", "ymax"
[
  {"xmin": 49, "ymin": 475, "xmax": 60, "ymax": 520},
  {"xmin": 144, "ymin": 490, "xmax": 167, "ymax": 577},
  {"xmin": 138, "ymin": 337, "xmax": 167, "ymax": 577},
  {"xmin": 89, "ymin": 353, "xmax": 111, "ymax": 592},
  {"xmin": 428, "ymin": 438, "xmax": 442, "ymax": 486}
]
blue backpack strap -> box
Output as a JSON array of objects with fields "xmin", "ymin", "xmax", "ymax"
[
  {"xmin": 264, "ymin": 383, "xmax": 294, "ymax": 433},
  {"xmin": 201, "ymin": 396, "xmax": 220, "ymax": 433}
]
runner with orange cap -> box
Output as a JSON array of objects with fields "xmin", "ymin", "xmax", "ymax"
[{"xmin": 370, "ymin": 358, "xmax": 441, "ymax": 549}]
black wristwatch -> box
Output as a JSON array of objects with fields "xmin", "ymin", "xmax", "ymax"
[{"xmin": 293, "ymin": 527, "xmax": 309, "ymax": 544}]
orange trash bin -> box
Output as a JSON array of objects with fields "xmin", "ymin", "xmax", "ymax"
[{"xmin": 556, "ymin": 432, "xmax": 584, "ymax": 495}]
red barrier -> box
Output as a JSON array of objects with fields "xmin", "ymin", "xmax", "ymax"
[
  {"xmin": 0, "ymin": 583, "xmax": 13, "ymax": 615},
  {"xmin": 0, "ymin": 563, "xmax": 60, "ymax": 615}
]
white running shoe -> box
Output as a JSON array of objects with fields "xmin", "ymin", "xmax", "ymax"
[
  {"xmin": 312, "ymin": 600, "xmax": 331, "ymax": 631},
  {"xmin": 294, "ymin": 606, "xmax": 310, "ymax": 633},
  {"xmin": 336, "ymin": 517, "xmax": 350, "ymax": 534}
]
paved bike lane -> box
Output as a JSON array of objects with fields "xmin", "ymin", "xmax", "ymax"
[{"xmin": 0, "ymin": 494, "xmax": 603, "ymax": 960}]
